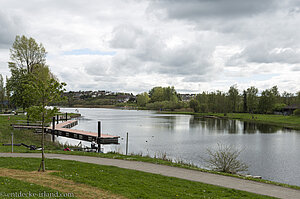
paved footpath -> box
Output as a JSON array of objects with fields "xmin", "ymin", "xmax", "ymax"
[{"xmin": 1, "ymin": 153, "xmax": 299, "ymax": 199}]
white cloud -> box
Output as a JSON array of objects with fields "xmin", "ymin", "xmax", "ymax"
[{"xmin": 0, "ymin": 0, "xmax": 299, "ymax": 94}]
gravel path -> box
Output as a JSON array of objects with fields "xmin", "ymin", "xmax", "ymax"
[{"xmin": 1, "ymin": 153, "xmax": 299, "ymax": 199}]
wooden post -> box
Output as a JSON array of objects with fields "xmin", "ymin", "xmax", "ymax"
[
  {"xmin": 56, "ymin": 115, "xmax": 59, "ymax": 124},
  {"xmin": 52, "ymin": 116, "xmax": 55, "ymax": 142},
  {"xmin": 11, "ymin": 132, "xmax": 13, "ymax": 153},
  {"xmin": 126, "ymin": 132, "xmax": 128, "ymax": 155},
  {"xmin": 65, "ymin": 112, "xmax": 68, "ymax": 121},
  {"xmin": 98, "ymin": 121, "xmax": 101, "ymax": 153}
]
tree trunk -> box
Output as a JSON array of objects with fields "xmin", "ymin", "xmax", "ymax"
[{"xmin": 39, "ymin": 107, "xmax": 45, "ymax": 172}]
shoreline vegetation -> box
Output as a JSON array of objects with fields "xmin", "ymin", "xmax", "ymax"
[
  {"xmin": 1, "ymin": 113, "xmax": 300, "ymax": 191},
  {"xmin": 58, "ymin": 105, "xmax": 300, "ymax": 130},
  {"xmin": 160, "ymin": 111, "xmax": 300, "ymax": 131},
  {"xmin": 1, "ymin": 35, "xmax": 299, "ymax": 197}
]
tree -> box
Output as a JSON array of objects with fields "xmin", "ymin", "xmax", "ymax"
[
  {"xmin": 0, "ymin": 74, "xmax": 5, "ymax": 110},
  {"xmin": 202, "ymin": 143, "xmax": 248, "ymax": 174},
  {"xmin": 26, "ymin": 64, "xmax": 66, "ymax": 172},
  {"xmin": 228, "ymin": 85, "xmax": 240, "ymax": 112},
  {"xmin": 258, "ymin": 89, "xmax": 275, "ymax": 113},
  {"xmin": 281, "ymin": 91, "xmax": 294, "ymax": 106},
  {"xmin": 6, "ymin": 63, "xmax": 35, "ymax": 110},
  {"xmin": 242, "ymin": 90, "xmax": 247, "ymax": 113},
  {"xmin": 10, "ymin": 35, "xmax": 46, "ymax": 73},
  {"xmin": 246, "ymin": 86, "xmax": 258, "ymax": 113},
  {"xmin": 297, "ymin": 91, "xmax": 300, "ymax": 104},
  {"xmin": 136, "ymin": 92, "xmax": 150, "ymax": 107},
  {"xmin": 189, "ymin": 98, "xmax": 200, "ymax": 112},
  {"xmin": 7, "ymin": 35, "xmax": 47, "ymax": 109},
  {"xmin": 149, "ymin": 86, "xmax": 178, "ymax": 103}
]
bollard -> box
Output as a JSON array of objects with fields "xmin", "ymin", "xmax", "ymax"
[
  {"xmin": 125, "ymin": 132, "xmax": 129, "ymax": 155},
  {"xmin": 98, "ymin": 121, "xmax": 101, "ymax": 152}
]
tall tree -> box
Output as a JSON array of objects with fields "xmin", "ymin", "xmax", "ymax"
[
  {"xmin": 270, "ymin": 86, "xmax": 280, "ymax": 104},
  {"xmin": 297, "ymin": 91, "xmax": 300, "ymax": 104},
  {"xmin": 0, "ymin": 74, "xmax": 5, "ymax": 110},
  {"xmin": 6, "ymin": 63, "xmax": 34, "ymax": 109},
  {"xmin": 10, "ymin": 35, "xmax": 47, "ymax": 73},
  {"xmin": 258, "ymin": 88, "xmax": 276, "ymax": 113},
  {"xmin": 136, "ymin": 92, "xmax": 150, "ymax": 107},
  {"xmin": 243, "ymin": 90, "xmax": 247, "ymax": 113},
  {"xmin": 149, "ymin": 87, "xmax": 164, "ymax": 102},
  {"xmin": 228, "ymin": 85, "xmax": 240, "ymax": 112},
  {"xmin": 246, "ymin": 86, "xmax": 258, "ymax": 113},
  {"xmin": 7, "ymin": 36, "xmax": 47, "ymax": 109},
  {"xmin": 282, "ymin": 91, "xmax": 293, "ymax": 106},
  {"xmin": 26, "ymin": 64, "xmax": 66, "ymax": 172}
]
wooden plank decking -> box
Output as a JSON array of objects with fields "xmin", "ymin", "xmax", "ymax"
[{"xmin": 13, "ymin": 120, "xmax": 119, "ymax": 144}]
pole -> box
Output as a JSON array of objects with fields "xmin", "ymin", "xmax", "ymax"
[
  {"xmin": 65, "ymin": 112, "xmax": 68, "ymax": 121},
  {"xmin": 56, "ymin": 115, "xmax": 59, "ymax": 124},
  {"xmin": 126, "ymin": 132, "xmax": 128, "ymax": 155},
  {"xmin": 11, "ymin": 132, "xmax": 13, "ymax": 153},
  {"xmin": 52, "ymin": 116, "xmax": 55, "ymax": 142},
  {"xmin": 98, "ymin": 121, "xmax": 101, "ymax": 153}
]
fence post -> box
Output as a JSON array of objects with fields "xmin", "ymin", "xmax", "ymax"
[
  {"xmin": 126, "ymin": 132, "xmax": 128, "ymax": 155},
  {"xmin": 11, "ymin": 132, "xmax": 13, "ymax": 153},
  {"xmin": 52, "ymin": 116, "xmax": 55, "ymax": 142},
  {"xmin": 98, "ymin": 121, "xmax": 101, "ymax": 152}
]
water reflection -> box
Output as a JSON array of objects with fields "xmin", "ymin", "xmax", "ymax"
[
  {"xmin": 59, "ymin": 108, "xmax": 300, "ymax": 186},
  {"xmin": 190, "ymin": 117, "xmax": 285, "ymax": 134}
]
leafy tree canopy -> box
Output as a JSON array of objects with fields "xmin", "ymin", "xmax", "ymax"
[{"xmin": 10, "ymin": 35, "xmax": 47, "ymax": 73}]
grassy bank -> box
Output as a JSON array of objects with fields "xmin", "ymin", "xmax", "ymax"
[
  {"xmin": 0, "ymin": 176, "xmax": 72, "ymax": 199},
  {"xmin": 0, "ymin": 157, "xmax": 275, "ymax": 198},
  {"xmin": 1, "ymin": 114, "xmax": 300, "ymax": 191},
  {"xmin": 162, "ymin": 111, "xmax": 300, "ymax": 130},
  {"xmin": 43, "ymin": 150, "xmax": 300, "ymax": 190},
  {"xmin": 0, "ymin": 114, "xmax": 62, "ymax": 152}
]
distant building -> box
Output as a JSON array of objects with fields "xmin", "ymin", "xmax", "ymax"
[
  {"xmin": 179, "ymin": 94, "xmax": 196, "ymax": 102},
  {"xmin": 281, "ymin": 104, "xmax": 300, "ymax": 115}
]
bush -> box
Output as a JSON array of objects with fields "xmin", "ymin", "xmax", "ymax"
[
  {"xmin": 294, "ymin": 109, "xmax": 300, "ymax": 116},
  {"xmin": 202, "ymin": 143, "xmax": 248, "ymax": 174}
]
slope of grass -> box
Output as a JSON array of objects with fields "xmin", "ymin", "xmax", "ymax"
[
  {"xmin": 0, "ymin": 176, "xmax": 73, "ymax": 199},
  {"xmin": 0, "ymin": 157, "xmax": 275, "ymax": 199},
  {"xmin": 0, "ymin": 114, "xmax": 62, "ymax": 152}
]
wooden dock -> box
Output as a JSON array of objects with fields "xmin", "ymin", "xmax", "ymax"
[
  {"xmin": 12, "ymin": 119, "xmax": 119, "ymax": 145},
  {"xmin": 48, "ymin": 120, "xmax": 119, "ymax": 144}
]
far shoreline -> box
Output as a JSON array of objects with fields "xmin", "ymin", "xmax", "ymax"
[{"xmin": 58, "ymin": 106, "xmax": 300, "ymax": 131}]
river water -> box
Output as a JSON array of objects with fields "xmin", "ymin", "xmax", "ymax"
[{"xmin": 58, "ymin": 108, "xmax": 300, "ymax": 186}]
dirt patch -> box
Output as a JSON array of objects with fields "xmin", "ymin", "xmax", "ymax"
[{"xmin": 0, "ymin": 168, "xmax": 125, "ymax": 199}]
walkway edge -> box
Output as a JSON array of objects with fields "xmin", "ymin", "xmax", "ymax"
[{"xmin": 0, "ymin": 153, "xmax": 299, "ymax": 199}]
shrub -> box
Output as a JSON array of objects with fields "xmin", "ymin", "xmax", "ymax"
[
  {"xmin": 202, "ymin": 143, "xmax": 248, "ymax": 174},
  {"xmin": 294, "ymin": 109, "xmax": 300, "ymax": 116}
]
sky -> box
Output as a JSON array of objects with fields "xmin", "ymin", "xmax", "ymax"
[{"xmin": 0, "ymin": 0, "xmax": 300, "ymax": 94}]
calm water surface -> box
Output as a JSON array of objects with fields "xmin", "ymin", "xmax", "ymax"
[{"xmin": 59, "ymin": 108, "xmax": 300, "ymax": 186}]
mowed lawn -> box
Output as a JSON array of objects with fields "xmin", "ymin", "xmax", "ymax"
[{"xmin": 0, "ymin": 157, "xmax": 276, "ymax": 199}]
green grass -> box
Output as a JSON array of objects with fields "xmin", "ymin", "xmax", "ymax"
[
  {"xmin": 0, "ymin": 114, "xmax": 62, "ymax": 152},
  {"xmin": 1, "ymin": 114, "xmax": 299, "ymax": 191},
  {"xmin": 162, "ymin": 111, "xmax": 300, "ymax": 130},
  {"xmin": 212, "ymin": 113, "xmax": 300, "ymax": 130},
  {"xmin": 0, "ymin": 176, "xmax": 73, "ymax": 199},
  {"xmin": 0, "ymin": 157, "xmax": 275, "ymax": 199},
  {"xmin": 44, "ymin": 150, "xmax": 300, "ymax": 190}
]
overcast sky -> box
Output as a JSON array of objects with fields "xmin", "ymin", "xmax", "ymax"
[{"xmin": 0, "ymin": 0, "xmax": 300, "ymax": 94}]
